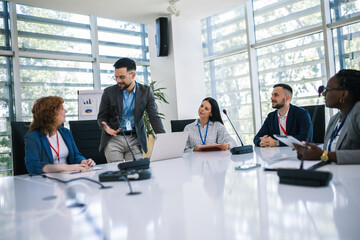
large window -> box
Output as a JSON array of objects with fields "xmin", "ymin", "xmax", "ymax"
[
  {"xmin": 0, "ymin": 1, "xmax": 150, "ymax": 176},
  {"xmin": 330, "ymin": 0, "xmax": 360, "ymax": 21},
  {"xmin": 201, "ymin": 1, "xmax": 360, "ymax": 233},
  {"xmin": 97, "ymin": 18, "xmax": 149, "ymax": 88},
  {"xmin": 331, "ymin": 0, "xmax": 360, "ymax": 71},
  {"xmin": 333, "ymin": 22, "xmax": 360, "ymax": 71},
  {"xmin": 253, "ymin": 0, "xmax": 322, "ymax": 41},
  {"xmin": 202, "ymin": 0, "xmax": 360, "ymax": 145},
  {"xmin": 20, "ymin": 58, "xmax": 93, "ymax": 121},
  {"xmin": 0, "ymin": 56, "xmax": 11, "ymax": 177},
  {"xmin": 257, "ymin": 33, "xmax": 326, "ymax": 120},
  {"xmin": 202, "ymin": 6, "xmax": 253, "ymax": 144},
  {"xmin": 0, "ymin": 2, "xmax": 12, "ymax": 177}
]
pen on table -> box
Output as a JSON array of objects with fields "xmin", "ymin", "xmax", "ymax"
[{"xmin": 263, "ymin": 167, "xmax": 297, "ymax": 172}]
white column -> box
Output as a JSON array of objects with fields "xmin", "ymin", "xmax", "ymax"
[
  {"xmin": 245, "ymin": 1, "xmax": 262, "ymax": 132},
  {"xmin": 90, "ymin": 15, "xmax": 101, "ymax": 90},
  {"xmin": 147, "ymin": 15, "xmax": 206, "ymax": 132}
]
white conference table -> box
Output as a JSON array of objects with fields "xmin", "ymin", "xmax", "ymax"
[{"xmin": 1, "ymin": 146, "xmax": 360, "ymax": 240}]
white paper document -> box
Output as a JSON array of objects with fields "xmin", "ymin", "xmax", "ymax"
[{"xmin": 274, "ymin": 134, "xmax": 304, "ymax": 148}]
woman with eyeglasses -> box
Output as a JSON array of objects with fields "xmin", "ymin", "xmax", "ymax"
[
  {"xmin": 184, "ymin": 97, "xmax": 236, "ymax": 151},
  {"xmin": 294, "ymin": 69, "xmax": 360, "ymax": 164},
  {"xmin": 25, "ymin": 96, "xmax": 96, "ymax": 174}
]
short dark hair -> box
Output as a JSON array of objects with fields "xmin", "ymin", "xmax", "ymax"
[
  {"xmin": 335, "ymin": 69, "xmax": 360, "ymax": 103},
  {"xmin": 273, "ymin": 83, "xmax": 293, "ymax": 97},
  {"xmin": 203, "ymin": 97, "xmax": 224, "ymax": 124},
  {"xmin": 113, "ymin": 58, "xmax": 136, "ymax": 71}
]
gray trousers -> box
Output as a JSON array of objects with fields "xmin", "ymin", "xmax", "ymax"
[{"xmin": 104, "ymin": 134, "xmax": 143, "ymax": 163}]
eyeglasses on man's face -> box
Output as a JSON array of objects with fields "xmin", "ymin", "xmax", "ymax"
[
  {"xmin": 318, "ymin": 85, "xmax": 345, "ymax": 95},
  {"xmin": 112, "ymin": 72, "xmax": 133, "ymax": 81}
]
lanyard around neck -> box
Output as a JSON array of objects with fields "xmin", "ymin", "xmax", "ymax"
[
  {"xmin": 123, "ymin": 81, "xmax": 137, "ymax": 116},
  {"xmin": 277, "ymin": 112, "xmax": 289, "ymax": 135},
  {"xmin": 47, "ymin": 131, "xmax": 60, "ymax": 162},
  {"xmin": 197, "ymin": 120, "xmax": 209, "ymax": 145},
  {"xmin": 328, "ymin": 104, "xmax": 354, "ymax": 151}
]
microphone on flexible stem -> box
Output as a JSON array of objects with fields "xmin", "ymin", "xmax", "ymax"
[
  {"xmin": 41, "ymin": 174, "xmax": 112, "ymax": 189},
  {"xmin": 277, "ymin": 88, "xmax": 332, "ymax": 187},
  {"xmin": 119, "ymin": 176, "xmax": 141, "ymax": 195},
  {"xmin": 117, "ymin": 130, "xmax": 150, "ymax": 171},
  {"xmin": 222, "ymin": 109, "xmax": 253, "ymax": 154}
]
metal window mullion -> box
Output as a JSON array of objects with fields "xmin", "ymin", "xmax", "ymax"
[
  {"xmin": 99, "ymin": 56, "xmax": 149, "ymax": 66},
  {"xmin": 327, "ymin": 14, "xmax": 360, "ymax": 29},
  {"xmin": 18, "ymin": 31, "xmax": 91, "ymax": 43},
  {"xmin": 259, "ymin": 58, "xmax": 325, "ymax": 75},
  {"xmin": 321, "ymin": 0, "xmax": 336, "ymax": 119},
  {"xmin": 0, "ymin": 49, "xmax": 12, "ymax": 56},
  {"xmin": 3, "ymin": 1, "xmax": 14, "ymax": 122},
  {"xmin": 252, "ymin": 25, "xmax": 323, "ymax": 48},
  {"xmin": 203, "ymin": 45, "xmax": 247, "ymax": 62},
  {"xmin": 257, "ymin": 40, "xmax": 324, "ymax": 59},
  {"xmin": 205, "ymin": 17, "xmax": 217, "ymax": 98},
  {"xmin": 98, "ymin": 40, "xmax": 143, "ymax": 49},
  {"xmin": 140, "ymin": 24, "xmax": 149, "ymax": 84},
  {"xmin": 321, "ymin": 0, "xmax": 335, "ymax": 79},
  {"xmin": 97, "ymin": 25, "xmax": 144, "ymax": 36},
  {"xmin": 19, "ymin": 50, "xmax": 94, "ymax": 62},
  {"xmin": 90, "ymin": 15, "xmax": 100, "ymax": 90},
  {"xmin": 9, "ymin": 2, "xmax": 22, "ymax": 120},
  {"xmin": 21, "ymin": 82, "xmax": 93, "ymax": 87},
  {"xmin": 17, "ymin": 14, "xmax": 90, "ymax": 29},
  {"xmin": 246, "ymin": 1, "xmax": 262, "ymax": 134},
  {"xmin": 254, "ymin": 0, "xmax": 300, "ymax": 15}
]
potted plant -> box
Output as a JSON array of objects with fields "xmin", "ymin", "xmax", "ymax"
[{"xmin": 143, "ymin": 81, "xmax": 168, "ymax": 157}]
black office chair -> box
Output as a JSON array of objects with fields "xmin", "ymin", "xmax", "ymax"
[
  {"xmin": 11, "ymin": 121, "xmax": 30, "ymax": 175},
  {"xmin": 170, "ymin": 119, "xmax": 196, "ymax": 132},
  {"xmin": 69, "ymin": 120, "xmax": 107, "ymax": 164},
  {"xmin": 302, "ymin": 105, "xmax": 325, "ymax": 144}
]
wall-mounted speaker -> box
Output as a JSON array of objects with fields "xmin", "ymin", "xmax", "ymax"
[{"xmin": 155, "ymin": 17, "xmax": 168, "ymax": 57}]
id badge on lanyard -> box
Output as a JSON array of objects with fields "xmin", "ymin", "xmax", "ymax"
[
  {"xmin": 123, "ymin": 82, "xmax": 136, "ymax": 132},
  {"xmin": 125, "ymin": 119, "xmax": 132, "ymax": 131}
]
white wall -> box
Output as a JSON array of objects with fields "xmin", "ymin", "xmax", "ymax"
[
  {"xmin": 148, "ymin": 15, "xmax": 206, "ymax": 132},
  {"xmin": 171, "ymin": 16, "xmax": 206, "ymax": 119},
  {"xmin": 148, "ymin": 16, "xmax": 178, "ymax": 133}
]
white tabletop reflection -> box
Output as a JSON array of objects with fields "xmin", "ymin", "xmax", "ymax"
[{"xmin": 1, "ymin": 146, "xmax": 359, "ymax": 240}]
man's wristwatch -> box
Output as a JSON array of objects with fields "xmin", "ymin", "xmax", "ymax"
[
  {"xmin": 320, "ymin": 150, "xmax": 329, "ymax": 162},
  {"xmin": 275, "ymin": 140, "xmax": 280, "ymax": 147}
]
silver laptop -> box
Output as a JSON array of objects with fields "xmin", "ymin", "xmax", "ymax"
[{"xmin": 150, "ymin": 132, "xmax": 189, "ymax": 162}]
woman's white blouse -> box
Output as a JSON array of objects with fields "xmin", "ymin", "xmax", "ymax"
[{"xmin": 184, "ymin": 120, "xmax": 237, "ymax": 150}]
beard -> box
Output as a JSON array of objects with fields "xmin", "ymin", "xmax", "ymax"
[
  {"xmin": 272, "ymin": 98, "xmax": 285, "ymax": 109},
  {"xmin": 118, "ymin": 81, "xmax": 132, "ymax": 90}
]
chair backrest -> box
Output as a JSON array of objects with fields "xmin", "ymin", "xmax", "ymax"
[
  {"xmin": 69, "ymin": 120, "xmax": 107, "ymax": 164},
  {"xmin": 302, "ymin": 105, "xmax": 325, "ymax": 144},
  {"xmin": 11, "ymin": 121, "xmax": 30, "ymax": 175},
  {"xmin": 170, "ymin": 119, "xmax": 196, "ymax": 132}
]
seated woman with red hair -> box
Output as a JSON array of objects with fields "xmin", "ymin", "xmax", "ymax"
[{"xmin": 25, "ymin": 96, "xmax": 95, "ymax": 174}]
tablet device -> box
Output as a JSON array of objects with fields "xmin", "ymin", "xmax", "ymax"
[
  {"xmin": 196, "ymin": 143, "xmax": 223, "ymax": 151},
  {"xmin": 274, "ymin": 134, "xmax": 304, "ymax": 148}
]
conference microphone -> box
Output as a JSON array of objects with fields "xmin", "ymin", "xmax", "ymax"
[
  {"xmin": 117, "ymin": 130, "xmax": 150, "ymax": 171},
  {"xmin": 222, "ymin": 109, "xmax": 253, "ymax": 154},
  {"xmin": 277, "ymin": 88, "xmax": 332, "ymax": 187}
]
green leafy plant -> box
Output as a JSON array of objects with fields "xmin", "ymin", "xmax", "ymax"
[{"xmin": 144, "ymin": 81, "xmax": 169, "ymax": 138}]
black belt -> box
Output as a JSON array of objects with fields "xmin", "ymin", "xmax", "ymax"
[{"xmin": 121, "ymin": 131, "xmax": 136, "ymax": 136}]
